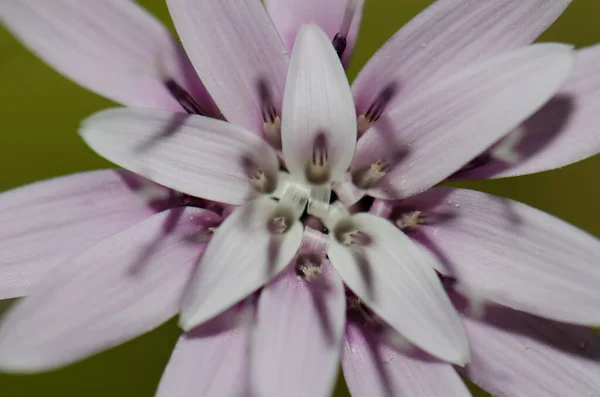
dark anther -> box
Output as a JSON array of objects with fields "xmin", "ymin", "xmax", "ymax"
[
  {"xmin": 258, "ymin": 80, "xmax": 277, "ymax": 123},
  {"xmin": 332, "ymin": 33, "xmax": 347, "ymax": 59},
  {"xmin": 364, "ymin": 83, "xmax": 397, "ymax": 123},
  {"xmin": 164, "ymin": 79, "xmax": 206, "ymax": 115}
]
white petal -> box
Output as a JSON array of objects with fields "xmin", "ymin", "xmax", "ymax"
[
  {"xmin": 327, "ymin": 213, "xmax": 469, "ymax": 364},
  {"xmin": 80, "ymin": 108, "xmax": 279, "ymax": 205},
  {"xmin": 282, "ymin": 25, "xmax": 356, "ymax": 184},
  {"xmin": 252, "ymin": 262, "xmax": 345, "ymax": 397},
  {"xmin": 343, "ymin": 323, "xmax": 472, "ymax": 397},
  {"xmin": 180, "ymin": 197, "xmax": 303, "ymax": 331}
]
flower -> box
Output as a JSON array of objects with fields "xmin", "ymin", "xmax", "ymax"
[{"xmin": 0, "ymin": 1, "xmax": 600, "ymax": 397}]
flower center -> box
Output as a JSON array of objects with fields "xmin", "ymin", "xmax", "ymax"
[{"xmin": 352, "ymin": 158, "xmax": 391, "ymax": 189}]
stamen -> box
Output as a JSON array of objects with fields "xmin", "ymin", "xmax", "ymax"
[
  {"xmin": 352, "ymin": 159, "xmax": 390, "ymax": 189},
  {"xmin": 358, "ymin": 84, "xmax": 397, "ymax": 134},
  {"xmin": 333, "ymin": 0, "xmax": 358, "ymax": 59},
  {"xmin": 258, "ymin": 80, "xmax": 282, "ymax": 148},
  {"xmin": 395, "ymin": 211, "xmax": 423, "ymax": 231},
  {"xmin": 334, "ymin": 219, "xmax": 372, "ymax": 247},
  {"xmin": 164, "ymin": 79, "xmax": 206, "ymax": 115},
  {"xmin": 266, "ymin": 207, "xmax": 295, "ymax": 235},
  {"xmin": 305, "ymin": 132, "xmax": 331, "ymax": 185},
  {"xmin": 241, "ymin": 156, "xmax": 276, "ymax": 194},
  {"xmin": 295, "ymin": 253, "xmax": 323, "ymax": 281}
]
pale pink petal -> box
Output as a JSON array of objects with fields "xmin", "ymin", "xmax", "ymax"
[
  {"xmin": 402, "ymin": 187, "xmax": 600, "ymax": 325},
  {"xmin": 156, "ymin": 307, "xmax": 252, "ymax": 397},
  {"xmin": 0, "ymin": 207, "xmax": 217, "ymax": 372},
  {"xmin": 180, "ymin": 197, "xmax": 303, "ymax": 331},
  {"xmin": 458, "ymin": 298, "xmax": 600, "ymax": 397},
  {"xmin": 327, "ymin": 213, "xmax": 469, "ymax": 364},
  {"xmin": 265, "ymin": 0, "xmax": 365, "ymax": 65},
  {"xmin": 0, "ymin": 0, "xmax": 212, "ymax": 112},
  {"xmin": 342, "ymin": 323, "xmax": 472, "ymax": 397},
  {"xmin": 282, "ymin": 25, "xmax": 356, "ymax": 184},
  {"xmin": 352, "ymin": 44, "xmax": 574, "ymax": 200},
  {"xmin": 455, "ymin": 44, "xmax": 600, "ymax": 179},
  {"xmin": 167, "ymin": 0, "xmax": 289, "ymax": 134},
  {"xmin": 0, "ymin": 169, "xmax": 166, "ymax": 299},
  {"xmin": 80, "ymin": 108, "xmax": 279, "ymax": 206},
  {"xmin": 252, "ymin": 262, "xmax": 345, "ymax": 397},
  {"xmin": 352, "ymin": 0, "xmax": 570, "ymax": 114}
]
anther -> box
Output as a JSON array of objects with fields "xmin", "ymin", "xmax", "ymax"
[
  {"xmin": 258, "ymin": 80, "xmax": 282, "ymax": 148},
  {"xmin": 164, "ymin": 79, "xmax": 206, "ymax": 115},
  {"xmin": 295, "ymin": 254, "xmax": 323, "ymax": 281},
  {"xmin": 395, "ymin": 211, "xmax": 423, "ymax": 231},
  {"xmin": 352, "ymin": 159, "xmax": 391, "ymax": 189},
  {"xmin": 358, "ymin": 84, "xmax": 397, "ymax": 134},
  {"xmin": 334, "ymin": 219, "xmax": 372, "ymax": 247},
  {"xmin": 333, "ymin": 0, "xmax": 357, "ymax": 59},
  {"xmin": 305, "ymin": 132, "xmax": 331, "ymax": 185},
  {"xmin": 267, "ymin": 217, "xmax": 288, "ymax": 235},
  {"xmin": 241, "ymin": 156, "xmax": 276, "ymax": 194}
]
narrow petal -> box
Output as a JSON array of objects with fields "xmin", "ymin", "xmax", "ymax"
[
  {"xmin": 0, "ymin": 0, "xmax": 212, "ymax": 112},
  {"xmin": 156, "ymin": 307, "xmax": 252, "ymax": 397},
  {"xmin": 282, "ymin": 25, "xmax": 356, "ymax": 184},
  {"xmin": 327, "ymin": 213, "xmax": 469, "ymax": 364},
  {"xmin": 402, "ymin": 187, "xmax": 600, "ymax": 325},
  {"xmin": 0, "ymin": 208, "xmax": 216, "ymax": 372},
  {"xmin": 458, "ymin": 298, "xmax": 600, "ymax": 397},
  {"xmin": 180, "ymin": 197, "xmax": 303, "ymax": 331},
  {"xmin": 0, "ymin": 169, "xmax": 165, "ymax": 299},
  {"xmin": 80, "ymin": 108, "xmax": 279, "ymax": 205},
  {"xmin": 265, "ymin": 0, "xmax": 365, "ymax": 65},
  {"xmin": 342, "ymin": 323, "xmax": 472, "ymax": 397},
  {"xmin": 455, "ymin": 44, "xmax": 600, "ymax": 179},
  {"xmin": 353, "ymin": 44, "xmax": 574, "ymax": 200},
  {"xmin": 167, "ymin": 0, "xmax": 289, "ymax": 134},
  {"xmin": 352, "ymin": 0, "xmax": 570, "ymax": 115},
  {"xmin": 252, "ymin": 262, "xmax": 345, "ymax": 397}
]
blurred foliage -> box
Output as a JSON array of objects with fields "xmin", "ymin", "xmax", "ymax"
[{"xmin": 0, "ymin": 0, "xmax": 599, "ymax": 396}]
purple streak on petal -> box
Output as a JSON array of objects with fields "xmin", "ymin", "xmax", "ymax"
[
  {"xmin": 0, "ymin": 169, "xmax": 168, "ymax": 299},
  {"xmin": 454, "ymin": 294, "xmax": 600, "ymax": 397},
  {"xmin": 400, "ymin": 187, "xmax": 600, "ymax": 325},
  {"xmin": 352, "ymin": 44, "xmax": 574, "ymax": 200},
  {"xmin": 156, "ymin": 306, "xmax": 253, "ymax": 397},
  {"xmin": 167, "ymin": 0, "xmax": 289, "ymax": 135},
  {"xmin": 265, "ymin": 0, "xmax": 364, "ymax": 66},
  {"xmin": 0, "ymin": 207, "xmax": 214, "ymax": 372},
  {"xmin": 252, "ymin": 261, "xmax": 345, "ymax": 397},
  {"xmin": 455, "ymin": 44, "xmax": 600, "ymax": 179},
  {"xmin": 0, "ymin": 0, "xmax": 216, "ymax": 113},
  {"xmin": 352, "ymin": 0, "xmax": 570, "ymax": 116},
  {"xmin": 342, "ymin": 322, "xmax": 472, "ymax": 397}
]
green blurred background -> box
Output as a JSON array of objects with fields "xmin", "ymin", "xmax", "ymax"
[{"xmin": 0, "ymin": 0, "xmax": 599, "ymax": 396}]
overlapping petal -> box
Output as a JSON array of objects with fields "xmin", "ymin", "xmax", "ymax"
[
  {"xmin": 327, "ymin": 213, "xmax": 469, "ymax": 364},
  {"xmin": 252, "ymin": 262, "xmax": 345, "ymax": 397},
  {"xmin": 352, "ymin": 0, "xmax": 570, "ymax": 114},
  {"xmin": 342, "ymin": 323, "xmax": 472, "ymax": 397},
  {"xmin": 80, "ymin": 108, "xmax": 279, "ymax": 205},
  {"xmin": 353, "ymin": 44, "xmax": 574, "ymax": 200},
  {"xmin": 180, "ymin": 197, "xmax": 303, "ymax": 331},
  {"xmin": 459, "ymin": 300, "xmax": 600, "ymax": 397},
  {"xmin": 156, "ymin": 308, "xmax": 252, "ymax": 397},
  {"xmin": 167, "ymin": 0, "xmax": 289, "ymax": 134},
  {"xmin": 265, "ymin": 0, "xmax": 365, "ymax": 65},
  {"xmin": 0, "ymin": 0, "xmax": 211, "ymax": 112},
  {"xmin": 403, "ymin": 187, "xmax": 600, "ymax": 325},
  {"xmin": 0, "ymin": 207, "xmax": 215, "ymax": 372},
  {"xmin": 0, "ymin": 169, "xmax": 165, "ymax": 299},
  {"xmin": 456, "ymin": 44, "xmax": 600, "ymax": 179},
  {"xmin": 282, "ymin": 25, "xmax": 356, "ymax": 184}
]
